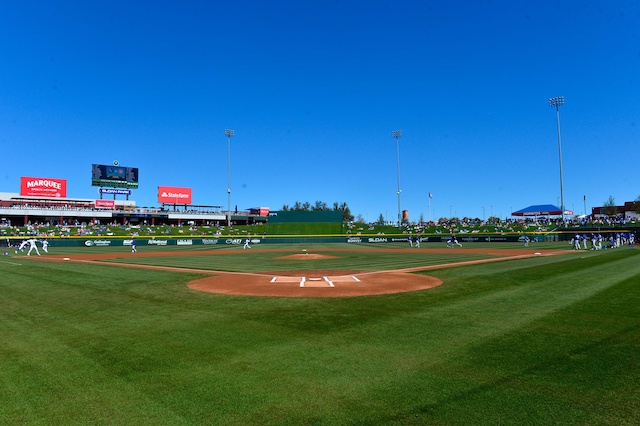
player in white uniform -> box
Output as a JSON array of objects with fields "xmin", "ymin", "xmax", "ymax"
[
  {"xmin": 15, "ymin": 239, "xmax": 28, "ymax": 253},
  {"xmin": 243, "ymin": 238, "xmax": 251, "ymax": 249},
  {"xmin": 27, "ymin": 238, "xmax": 40, "ymax": 256},
  {"xmin": 41, "ymin": 239, "xmax": 49, "ymax": 253}
]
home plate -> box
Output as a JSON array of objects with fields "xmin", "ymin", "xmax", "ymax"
[
  {"xmin": 303, "ymin": 277, "xmax": 333, "ymax": 288},
  {"xmin": 271, "ymin": 275, "xmax": 360, "ymax": 288}
]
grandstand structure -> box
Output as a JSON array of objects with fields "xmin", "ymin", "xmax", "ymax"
[{"xmin": 0, "ymin": 192, "xmax": 267, "ymax": 227}]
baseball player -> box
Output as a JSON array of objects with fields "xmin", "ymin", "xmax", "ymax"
[
  {"xmin": 41, "ymin": 239, "xmax": 49, "ymax": 253},
  {"xmin": 26, "ymin": 238, "xmax": 40, "ymax": 256},
  {"xmin": 131, "ymin": 238, "xmax": 137, "ymax": 253},
  {"xmin": 573, "ymin": 234, "xmax": 581, "ymax": 250},
  {"xmin": 243, "ymin": 238, "xmax": 251, "ymax": 249},
  {"xmin": 15, "ymin": 239, "xmax": 28, "ymax": 253}
]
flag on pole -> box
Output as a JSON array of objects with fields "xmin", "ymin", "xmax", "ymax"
[{"xmin": 429, "ymin": 192, "xmax": 433, "ymax": 198}]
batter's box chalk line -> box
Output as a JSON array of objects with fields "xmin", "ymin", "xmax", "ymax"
[{"xmin": 271, "ymin": 275, "xmax": 361, "ymax": 287}]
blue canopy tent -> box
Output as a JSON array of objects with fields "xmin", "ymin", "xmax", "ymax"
[{"xmin": 511, "ymin": 204, "xmax": 574, "ymax": 217}]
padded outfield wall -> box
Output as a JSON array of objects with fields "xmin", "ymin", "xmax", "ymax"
[{"xmin": 4, "ymin": 233, "xmax": 558, "ymax": 248}]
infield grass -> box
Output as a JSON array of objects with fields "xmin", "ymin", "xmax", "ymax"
[{"xmin": 1, "ymin": 245, "xmax": 638, "ymax": 425}]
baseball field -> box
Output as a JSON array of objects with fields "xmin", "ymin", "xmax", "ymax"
[{"xmin": 1, "ymin": 242, "xmax": 639, "ymax": 425}]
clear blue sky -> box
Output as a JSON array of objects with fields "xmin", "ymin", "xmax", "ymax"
[{"xmin": 1, "ymin": 1, "xmax": 638, "ymax": 222}]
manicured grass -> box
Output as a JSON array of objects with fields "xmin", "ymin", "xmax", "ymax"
[{"xmin": 0, "ymin": 246, "xmax": 638, "ymax": 425}]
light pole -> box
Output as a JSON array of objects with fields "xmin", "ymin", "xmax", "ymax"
[
  {"xmin": 225, "ymin": 129, "xmax": 234, "ymax": 227},
  {"xmin": 392, "ymin": 130, "xmax": 402, "ymax": 228},
  {"xmin": 549, "ymin": 96, "xmax": 565, "ymax": 222}
]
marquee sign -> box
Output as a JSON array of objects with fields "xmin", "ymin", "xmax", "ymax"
[{"xmin": 20, "ymin": 176, "xmax": 67, "ymax": 198}]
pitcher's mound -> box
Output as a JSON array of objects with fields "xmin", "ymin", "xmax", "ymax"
[{"xmin": 277, "ymin": 254, "xmax": 338, "ymax": 260}]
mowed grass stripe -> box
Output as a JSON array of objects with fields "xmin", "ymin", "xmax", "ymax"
[{"xmin": 0, "ymin": 248, "xmax": 638, "ymax": 424}]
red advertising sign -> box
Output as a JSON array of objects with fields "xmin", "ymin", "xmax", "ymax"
[
  {"xmin": 95, "ymin": 199, "xmax": 115, "ymax": 209},
  {"xmin": 158, "ymin": 186, "xmax": 193, "ymax": 204},
  {"xmin": 20, "ymin": 176, "xmax": 67, "ymax": 198}
]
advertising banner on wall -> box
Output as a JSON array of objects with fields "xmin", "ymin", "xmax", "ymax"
[
  {"xmin": 20, "ymin": 176, "xmax": 67, "ymax": 198},
  {"xmin": 158, "ymin": 186, "xmax": 193, "ymax": 204},
  {"xmin": 95, "ymin": 199, "xmax": 115, "ymax": 209}
]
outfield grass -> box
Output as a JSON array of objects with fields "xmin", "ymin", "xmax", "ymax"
[{"xmin": 0, "ymin": 245, "xmax": 638, "ymax": 425}]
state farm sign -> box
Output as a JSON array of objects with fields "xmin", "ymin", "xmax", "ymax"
[
  {"xmin": 20, "ymin": 176, "xmax": 67, "ymax": 198},
  {"xmin": 158, "ymin": 186, "xmax": 192, "ymax": 204},
  {"xmin": 95, "ymin": 199, "xmax": 115, "ymax": 209}
]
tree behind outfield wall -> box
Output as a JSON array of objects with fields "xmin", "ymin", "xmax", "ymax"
[
  {"xmin": 337, "ymin": 202, "xmax": 354, "ymax": 222},
  {"xmin": 602, "ymin": 196, "xmax": 618, "ymax": 217},
  {"xmin": 633, "ymin": 195, "xmax": 640, "ymax": 213}
]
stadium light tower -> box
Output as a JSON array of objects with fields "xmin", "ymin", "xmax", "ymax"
[
  {"xmin": 225, "ymin": 129, "xmax": 235, "ymax": 226},
  {"xmin": 549, "ymin": 96, "xmax": 565, "ymax": 222},
  {"xmin": 392, "ymin": 130, "xmax": 403, "ymax": 228}
]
